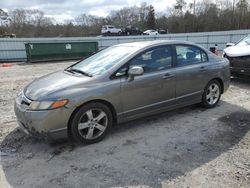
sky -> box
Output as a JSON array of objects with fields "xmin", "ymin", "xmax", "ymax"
[{"xmin": 1, "ymin": 0, "xmax": 194, "ymax": 22}]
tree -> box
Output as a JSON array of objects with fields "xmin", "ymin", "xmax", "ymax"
[
  {"xmin": 76, "ymin": 14, "xmax": 97, "ymax": 26},
  {"xmin": 0, "ymin": 9, "xmax": 10, "ymax": 26},
  {"xmin": 174, "ymin": 0, "xmax": 187, "ymax": 16},
  {"xmin": 9, "ymin": 9, "xmax": 27, "ymax": 28},
  {"xmin": 139, "ymin": 2, "xmax": 149, "ymax": 29},
  {"xmin": 1, "ymin": 2, "xmax": 250, "ymax": 37},
  {"xmin": 146, "ymin": 5, "xmax": 155, "ymax": 29},
  {"xmin": 236, "ymin": 0, "xmax": 249, "ymax": 28}
]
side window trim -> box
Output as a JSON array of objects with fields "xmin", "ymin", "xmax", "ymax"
[{"xmin": 201, "ymin": 50, "xmax": 209, "ymax": 62}]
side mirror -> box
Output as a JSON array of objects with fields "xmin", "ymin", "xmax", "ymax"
[
  {"xmin": 128, "ymin": 66, "xmax": 144, "ymax": 76},
  {"xmin": 226, "ymin": 43, "xmax": 235, "ymax": 47},
  {"xmin": 127, "ymin": 66, "xmax": 144, "ymax": 81}
]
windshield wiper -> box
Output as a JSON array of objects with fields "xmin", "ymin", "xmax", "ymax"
[
  {"xmin": 64, "ymin": 67, "xmax": 75, "ymax": 74},
  {"xmin": 65, "ymin": 67, "xmax": 93, "ymax": 77}
]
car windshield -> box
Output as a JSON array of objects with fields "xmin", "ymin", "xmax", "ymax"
[
  {"xmin": 71, "ymin": 46, "xmax": 139, "ymax": 76},
  {"xmin": 237, "ymin": 35, "xmax": 250, "ymax": 46}
]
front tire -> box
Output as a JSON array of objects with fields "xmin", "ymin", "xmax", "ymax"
[
  {"xmin": 202, "ymin": 80, "xmax": 222, "ymax": 108},
  {"xmin": 70, "ymin": 102, "xmax": 113, "ymax": 144}
]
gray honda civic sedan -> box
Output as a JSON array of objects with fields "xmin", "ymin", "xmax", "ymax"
[{"xmin": 14, "ymin": 40, "xmax": 230, "ymax": 144}]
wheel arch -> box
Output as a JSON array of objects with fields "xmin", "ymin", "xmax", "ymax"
[{"xmin": 67, "ymin": 99, "xmax": 118, "ymax": 138}]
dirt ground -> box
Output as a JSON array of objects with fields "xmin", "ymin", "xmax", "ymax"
[{"xmin": 0, "ymin": 61, "xmax": 250, "ymax": 188}]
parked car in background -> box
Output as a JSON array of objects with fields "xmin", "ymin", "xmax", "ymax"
[
  {"xmin": 15, "ymin": 40, "xmax": 230, "ymax": 144},
  {"xmin": 0, "ymin": 33, "xmax": 16, "ymax": 38},
  {"xmin": 142, "ymin": 30, "xmax": 159, "ymax": 35},
  {"xmin": 123, "ymin": 26, "xmax": 142, "ymax": 35},
  {"xmin": 158, "ymin": 29, "xmax": 167, "ymax": 34},
  {"xmin": 224, "ymin": 34, "xmax": 250, "ymax": 77},
  {"xmin": 101, "ymin": 25, "xmax": 122, "ymax": 36}
]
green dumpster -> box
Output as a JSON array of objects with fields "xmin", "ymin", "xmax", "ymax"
[{"xmin": 25, "ymin": 42, "xmax": 98, "ymax": 62}]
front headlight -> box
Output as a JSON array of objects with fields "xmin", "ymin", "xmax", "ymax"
[{"xmin": 29, "ymin": 99, "xmax": 68, "ymax": 110}]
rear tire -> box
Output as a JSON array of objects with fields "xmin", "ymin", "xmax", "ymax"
[
  {"xmin": 70, "ymin": 102, "xmax": 113, "ymax": 144},
  {"xmin": 201, "ymin": 80, "xmax": 222, "ymax": 108}
]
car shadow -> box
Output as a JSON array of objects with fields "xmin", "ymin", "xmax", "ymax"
[{"xmin": 1, "ymin": 101, "xmax": 250, "ymax": 188}]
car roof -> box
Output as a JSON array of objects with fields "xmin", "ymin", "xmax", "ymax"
[{"xmin": 113, "ymin": 40, "xmax": 199, "ymax": 49}]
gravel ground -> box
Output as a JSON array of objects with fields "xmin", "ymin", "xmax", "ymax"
[{"xmin": 0, "ymin": 61, "xmax": 250, "ymax": 188}]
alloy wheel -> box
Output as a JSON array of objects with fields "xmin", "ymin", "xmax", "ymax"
[
  {"xmin": 206, "ymin": 83, "xmax": 220, "ymax": 105},
  {"xmin": 78, "ymin": 109, "xmax": 108, "ymax": 140}
]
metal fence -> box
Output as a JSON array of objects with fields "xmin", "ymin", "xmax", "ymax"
[{"xmin": 1, "ymin": 29, "xmax": 250, "ymax": 62}]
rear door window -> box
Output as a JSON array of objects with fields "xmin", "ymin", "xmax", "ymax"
[{"xmin": 176, "ymin": 45, "xmax": 208, "ymax": 66}]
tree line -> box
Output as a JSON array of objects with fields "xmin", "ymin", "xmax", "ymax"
[{"xmin": 0, "ymin": 0, "xmax": 250, "ymax": 37}]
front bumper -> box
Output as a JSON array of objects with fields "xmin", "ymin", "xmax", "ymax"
[
  {"xmin": 14, "ymin": 97, "xmax": 74, "ymax": 141},
  {"xmin": 230, "ymin": 67, "xmax": 250, "ymax": 76}
]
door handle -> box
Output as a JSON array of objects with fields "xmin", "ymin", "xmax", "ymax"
[
  {"xmin": 162, "ymin": 73, "xmax": 175, "ymax": 79},
  {"xmin": 200, "ymin": 66, "xmax": 207, "ymax": 72}
]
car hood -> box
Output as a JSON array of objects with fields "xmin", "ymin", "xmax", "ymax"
[
  {"xmin": 24, "ymin": 71, "xmax": 92, "ymax": 100},
  {"xmin": 224, "ymin": 45, "xmax": 250, "ymax": 57}
]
